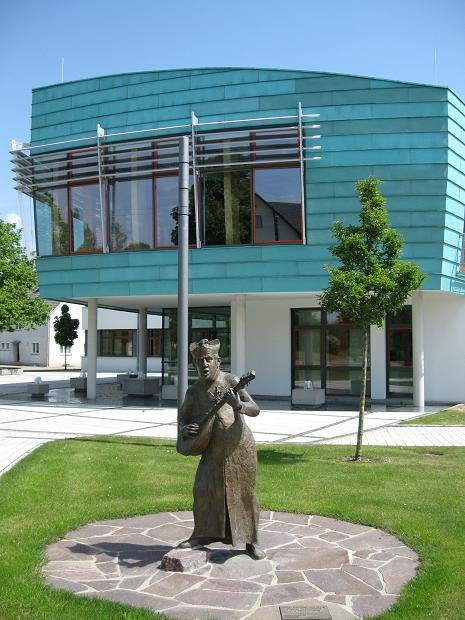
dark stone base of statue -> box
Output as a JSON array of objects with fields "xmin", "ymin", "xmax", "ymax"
[
  {"xmin": 177, "ymin": 537, "xmax": 266, "ymax": 560},
  {"xmin": 176, "ymin": 339, "xmax": 266, "ymax": 564}
]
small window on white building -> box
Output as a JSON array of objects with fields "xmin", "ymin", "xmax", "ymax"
[
  {"xmin": 1, "ymin": 342, "xmax": 11, "ymax": 350},
  {"xmin": 32, "ymin": 343, "xmax": 40, "ymax": 354},
  {"xmin": 60, "ymin": 345, "xmax": 71, "ymax": 354}
]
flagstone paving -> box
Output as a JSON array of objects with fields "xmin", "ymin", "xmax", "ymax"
[{"xmin": 43, "ymin": 510, "xmax": 419, "ymax": 619}]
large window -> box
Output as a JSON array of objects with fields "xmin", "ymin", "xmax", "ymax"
[
  {"xmin": 292, "ymin": 309, "xmax": 370, "ymax": 397},
  {"xmin": 387, "ymin": 306, "xmax": 413, "ymax": 397},
  {"xmin": 35, "ymin": 188, "xmax": 69, "ymax": 256},
  {"xmin": 201, "ymin": 167, "xmax": 302, "ymax": 246},
  {"xmin": 32, "ymin": 126, "xmax": 303, "ymax": 256},
  {"xmin": 255, "ymin": 168, "xmax": 302, "ymax": 242},
  {"xmin": 155, "ymin": 175, "xmax": 196, "ymax": 247},
  {"xmin": 202, "ymin": 170, "xmax": 252, "ymax": 245},
  {"xmin": 109, "ymin": 178, "xmax": 153, "ymax": 251},
  {"xmin": 98, "ymin": 330, "xmax": 135, "ymax": 356},
  {"xmin": 162, "ymin": 307, "xmax": 231, "ymax": 385},
  {"xmin": 148, "ymin": 329, "xmax": 162, "ymax": 357},
  {"xmin": 292, "ymin": 309, "xmax": 322, "ymax": 389},
  {"xmin": 326, "ymin": 313, "xmax": 368, "ymax": 396},
  {"xmin": 71, "ymin": 184, "xmax": 102, "ymax": 252}
]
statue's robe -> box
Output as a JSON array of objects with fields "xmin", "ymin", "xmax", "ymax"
[{"xmin": 177, "ymin": 371, "xmax": 260, "ymax": 546}]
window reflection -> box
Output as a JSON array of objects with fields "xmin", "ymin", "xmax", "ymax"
[
  {"xmin": 35, "ymin": 188, "xmax": 69, "ymax": 256},
  {"xmin": 109, "ymin": 178, "xmax": 153, "ymax": 251},
  {"xmin": 71, "ymin": 184, "xmax": 102, "ymax": 252},
  {"xmin": 162, "ymin": 307, "xmax": 231, "ymax": 385},
  {"xmin": 34, "ymin": 145, "xmax": 303, "ymax": 255},
  {"xmin": 292, "ymin": 309, "xmax": 370, "ymax": 396},
  {"xmin": 155, "ymin": 175, "xmax": 195, "ymax": 247},
  {"xmin": 387, "ymin": 306, "xmax": 413, "ymax": 396},
  {"xmin": 202, "ymin": 171, "xmax": 251, "ymax": 245},
  {"xmin": 98, "ymin": 330, "xmax": 134, "ymax": 356},
  {"xmin": 254, "ymin": 168, "xmax": 302, "ymax": 242}
]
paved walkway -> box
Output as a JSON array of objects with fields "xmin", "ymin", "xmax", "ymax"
[
  {"xmin": 1, "ymin": 372, "xmax": 465, "ymax": 477},
  {"xmin": 43, "ymin": 510, "xmax": 419, "ymax": 620}
]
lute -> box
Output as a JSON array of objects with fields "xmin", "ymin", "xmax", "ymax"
[{"xmin": 177, "ymin": 370, "xmax": 256, "ymax": 456}]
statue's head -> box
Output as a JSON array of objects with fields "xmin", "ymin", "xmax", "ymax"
[{"xmin": 190, "ymin": 338, "xmax": 221, "ymax": 384}]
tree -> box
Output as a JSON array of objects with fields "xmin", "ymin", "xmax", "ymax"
[
  {"xmin": 0, "ymin": 220, "xmax": 49, "ymax": 332},
  {"xmin": 53, "ymin": 304, "xmax": 80, "ymax": 370},
  {"xmin": 320, "ymin": 177, "xmax": 426, "ymax": 461}
]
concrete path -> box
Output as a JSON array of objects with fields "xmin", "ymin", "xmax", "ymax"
[{"xmin": 1, "ymin": 373, "xmax": 464, "ymax": 477}]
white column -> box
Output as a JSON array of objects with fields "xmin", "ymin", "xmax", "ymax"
[
  {"xmin": 87, "ymin": 298, "xmax": 98, "ymax": 400},
  {"xmin": 137, "ymin": 307, "xmax": 148, "ymax": 376},
  {"xmin": 412, "ymin": 291, "xmax": 425, "ymax": 408},
  {"xmin": 369, "ymin": 323, "xmax": 387, "ymax": 400},
  {"xmin": 231, "ymin": 295, "xmax": 246, "ymax": 376}
]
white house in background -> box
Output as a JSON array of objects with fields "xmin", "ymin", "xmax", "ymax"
[
  {"xmin": 0, "ymin": 302, "xmax": 85, "ymax": 367},
  {"xmin": 81, "ymin": 307, "xmax": 163, "ymax": 373},
  {"xmin": 0, "ymin": 304, "xmax": 163, "ymax": 372}
]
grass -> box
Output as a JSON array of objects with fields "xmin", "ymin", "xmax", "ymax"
[
  {"xmin": 1, "ymin": 437, "xmax": 465, "ymax": 619},
  {"xmin": 401, "ymin": 405, "xmax": 465, "ymax": 426}
]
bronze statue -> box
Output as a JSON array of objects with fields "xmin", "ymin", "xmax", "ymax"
[{"xmin": 176, "ymin": 338, "xmax": 265, "ymax": 560}]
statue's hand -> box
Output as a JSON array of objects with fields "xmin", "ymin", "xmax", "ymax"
[
  {"xmin": 224, "ymin": 388, "xmax": 242, "ymax": 411},
  {"xmin": 182, "ymin": 423, "xmax": 200, "ymax": 438}
]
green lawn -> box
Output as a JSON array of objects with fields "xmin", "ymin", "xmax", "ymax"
[
  {"xmin": 1, "ymin": 437, "xmax": 465, "ymax": 619},
  {"xmin": 401, "ymin": 407, "xmax": 465, "ymax": 426}
]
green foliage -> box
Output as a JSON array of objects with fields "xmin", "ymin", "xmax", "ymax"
[
  {"xmin": 320, "ymin": 177, "xmax": 426, "ymax": 460},
  {"xmin": 0, "ymin": 220, "xmax": 49, "ymax": 332},
  {"xmin": 1, "ymin": 439, "xmax": 465, "ymax": 618},
  {"xmin": 320, "ymin": 176, "xmax": 426, "ymax": 329},
  {"xmin": 53, "ymin": 304, "xmax": 79, "ymax": 369},
  {"xmin": 53, "ymin": 304, "xmax": 79, "ymax": 348}
]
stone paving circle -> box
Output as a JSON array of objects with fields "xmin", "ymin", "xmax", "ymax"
[{"xmin": 43, "ymin": 511, "xmax": 419, "ymax": 619}]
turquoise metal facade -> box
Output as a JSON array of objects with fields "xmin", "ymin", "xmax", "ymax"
[{"xmin": 30, "ymin": 68, "xmax": 465, "ymax": 300}]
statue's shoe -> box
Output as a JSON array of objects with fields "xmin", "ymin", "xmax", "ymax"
[
  {"xmin": 177, "ymin": 538, "xmax": 203, "ymax": 548},
  {"xmin": 246, "ymin": 542, "xmax": 266, "ymax": 560},
  {"xmin": 177, "ymin": 537, "xmax": 217, "ymax": 548}
]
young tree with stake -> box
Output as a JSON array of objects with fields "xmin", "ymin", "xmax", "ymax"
[
  {"xmin": 53, "ymin": 305, "xmax": 79, "ymax": 370},
  {"xmin": 320, "ymin": 177, "xmax": 425, "ymax": 461}
]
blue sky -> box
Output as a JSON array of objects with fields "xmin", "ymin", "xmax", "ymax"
[{"xmin": 1, "ymin": 0, "xmax": 464, "ymax": 251}]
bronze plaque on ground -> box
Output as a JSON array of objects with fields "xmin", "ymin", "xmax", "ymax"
[{"xmin": 280, "ymin": 605, "xmax": 332, "ymax": 620}]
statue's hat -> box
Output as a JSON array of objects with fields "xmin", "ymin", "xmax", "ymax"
[{"xmin": 189, "ymin": 338, "xmax": 220, "ymax": 358}]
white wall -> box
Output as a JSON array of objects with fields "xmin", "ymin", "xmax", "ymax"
[
  {"xmin": 243, "ymin": 294, "xmax": 321, "ymax": 397},
  {"xmin": 423, "ymin": 291, "xmax": 465, "ymax": 403},
  {"xmin": 81, "ymin": 307, "xmax": 162, "ymax": 330}
]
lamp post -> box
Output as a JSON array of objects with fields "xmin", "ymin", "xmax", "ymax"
[{"xmin": 177, "ymin": 136, "xmax": 190, "ymax": 405}]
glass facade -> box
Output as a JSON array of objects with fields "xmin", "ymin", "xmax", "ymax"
[
  {"xmin": 32, "ymin": 127, "xmax": 303, "ymax": 257},
  {"xmin": 35, "ymin": 188, "xmax": 69, "ymax": 256},
  {"xmin": 387, "ymin": 306, "xmax": 413, "ymax": 396},
  {"xmin": 109, "ymin": 178, "xmax": 153, "ymax": 251},
  {"xmin": 292, "ymin": 309, "xmax": 370, "ymax": 396},
  {"xmin": 71, "ymin": 184, "xmax": 102, "ymax": 252},
  {"xmin": 155, "ymin": 175, "xmax": 196, "ymax": 247},
  {"xmin": 254, "ymin": 168, "xmax": 302, "ymax": 242},
  {"xmin": 94, "ymin": 329, "xmax": 162, "ymax": 357},
  {"xmin": 98, "ymin": 330, "xmax": 135, "ymax": 357},
  {"xmin": 162, "ymin": 307, "xmax": 231, "ymax": 386}
]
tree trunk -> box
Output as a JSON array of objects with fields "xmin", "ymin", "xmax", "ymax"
[
  {"xmin": 64, "ymin": 347, "xmax": 68, "ymax": 371},
  {"xmin": 354, "ymin": 327, "xmax": 369, "ymax": 461}
]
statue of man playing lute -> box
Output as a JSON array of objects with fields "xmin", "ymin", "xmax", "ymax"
[{"xmin": 177, "ymin": 338, "xmax": 265, "ymax": 560}]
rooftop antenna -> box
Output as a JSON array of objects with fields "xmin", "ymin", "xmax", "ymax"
[{"xmin": 61, "ymin": 57, "xmax": 64, "ymax": 83}]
